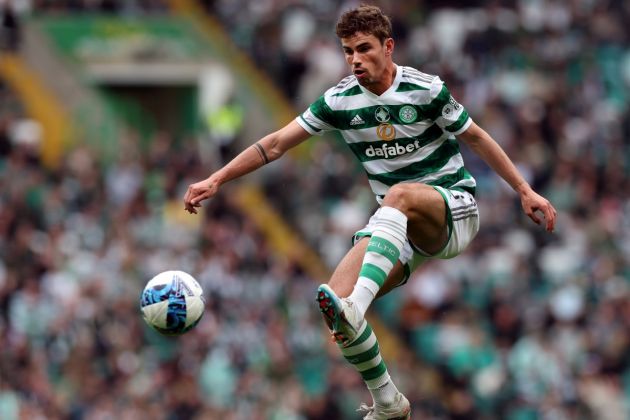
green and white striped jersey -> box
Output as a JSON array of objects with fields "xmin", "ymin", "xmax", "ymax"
[{"xmin": 296, "ymin": 64, "xmax": 476, "ymax": 201}]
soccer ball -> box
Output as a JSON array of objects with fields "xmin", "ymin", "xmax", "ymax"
[{"xmin": 140, "ymin": 270, "xmax": 205, "ymax": 335}]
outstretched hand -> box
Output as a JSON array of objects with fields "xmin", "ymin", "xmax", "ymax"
[
  {"xmin": 519, "ymin": 187, "xmax": 557, "ymax": 232},
  {"xmin": 184, "ymin": 176, "xmax": 218, "ymax": 214}
]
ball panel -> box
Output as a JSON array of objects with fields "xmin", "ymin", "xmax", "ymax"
[
  {"xmin": 140, "ymin": 282, "xmax": 172, "ymax": 307},
  {"xmin": 184, "ymin": 295, "xmax": 205, "ymax": 327},
  {"xmin": 141, "ymin": 300, "xmax": 169, "ymax": 329},
  {"xmin": 165, "ymin": 292, "xmax": 188, "ymax": 333}
]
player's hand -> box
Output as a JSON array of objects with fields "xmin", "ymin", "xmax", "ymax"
[
  {"xmin": 184, "ymin": 176, "xmax": 219, "ymax": 214},
  {"xmin": 519, "ymin": 187, "xmax": 557, "ymax": 232}
]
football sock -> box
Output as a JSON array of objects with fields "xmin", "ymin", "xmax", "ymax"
[
  {"xmin": 371, "ymin": 380, "xmax": 401, "ymax": 407},
  {"xmin": 339, "ymin": 321, "xmax": 399, "ymax": 406},
  {"xmin": 349, "ymin": 206, "xmax": 407, "ymax": 318}
]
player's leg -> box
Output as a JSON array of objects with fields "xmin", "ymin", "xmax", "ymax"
[
  {"xmin": 347, "ymin": 183, "xmax": 447, "ymax": 319},
  {"xmin": 316, "ymin": 238, "xmax": 411, "ymax": 418},
  {"xmin": 319, "ymin": 236, "xmax": 408, "ymax": 342},
  {"xmin": 316, "ymin": 185, "xmax": 477, "ymax": 418},
  {"xmin": 326, "ymin": 237, "xmax": 406, "ymax": 298}
]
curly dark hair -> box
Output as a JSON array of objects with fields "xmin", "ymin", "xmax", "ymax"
[{"xmin": 335, "ymin": 4, "xmax": 393, "ymax": 43}]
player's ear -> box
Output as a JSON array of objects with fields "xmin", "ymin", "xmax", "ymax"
[{"xmin": 384, "ymin": 38, "xmax": 394, "ymax": 55}]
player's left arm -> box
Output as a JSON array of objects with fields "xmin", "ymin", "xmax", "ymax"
[{"xmin": 457, "ymin": 121, "xmax": 557, "ymax": 232}]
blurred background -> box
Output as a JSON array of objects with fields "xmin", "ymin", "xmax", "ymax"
[{"xmin": 1, "ymin": 0, "xmax": 629, "ymax": 419}]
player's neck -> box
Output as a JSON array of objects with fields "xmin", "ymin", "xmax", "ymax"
[{"xmin": 367, "ymin": 63, "xmax": 397, "ymax": 96}]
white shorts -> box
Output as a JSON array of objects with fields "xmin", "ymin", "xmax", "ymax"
[{"xmin": 353, "ymin": 186, "xmax": 479, "ymax": 285}]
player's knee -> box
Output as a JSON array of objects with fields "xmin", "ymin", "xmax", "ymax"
[{"xmin": 382, "ymin": 183, "xmax": 415, "ymax": 211}]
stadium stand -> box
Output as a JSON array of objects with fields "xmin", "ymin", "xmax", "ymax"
[{"xmin": 1, "ymin": 1, "xmax": 629, "ymax": 419}]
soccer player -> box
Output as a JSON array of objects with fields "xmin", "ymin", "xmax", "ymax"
[{"xmin": 184, "ymin": 5, "xmax": 556, "ymax": 419}]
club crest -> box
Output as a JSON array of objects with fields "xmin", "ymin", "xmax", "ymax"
[{"xmin": 399, "ymin": 105, "xmax": 417, "ymax": 123}]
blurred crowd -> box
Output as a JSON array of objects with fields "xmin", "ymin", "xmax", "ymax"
[
  {"xmin": 1, "ymin": 0, "xmax": 630, "ymax": 419},
  {"xmin": 0, "ymin": 78, "xmax": 357, "ymax": 419},
  {"xmin": 1, "ymin": 0, "xmax": 166, "ymax": 15}
]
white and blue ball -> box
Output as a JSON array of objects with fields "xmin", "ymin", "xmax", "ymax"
[{"xmin": 140, "ymin": 270, "xmax": 205, "ymax": 335}]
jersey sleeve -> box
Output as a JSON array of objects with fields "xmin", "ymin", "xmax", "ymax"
[
  {"xmin": 429, "ymin": 77, "xmax": 472, "ymax": 135},
  {"xmin": 295, "ymin": 95, "xmax": 337, "ymax": 136}
]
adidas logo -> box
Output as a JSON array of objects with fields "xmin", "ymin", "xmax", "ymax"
[{"xmin": 349, "ymin": 114, "xmax": 365, "ymax": 126}]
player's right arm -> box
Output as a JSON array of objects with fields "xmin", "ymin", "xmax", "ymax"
[{"xmin": 184, "ymin": 120, "xmax": 311, "ymax": 214}]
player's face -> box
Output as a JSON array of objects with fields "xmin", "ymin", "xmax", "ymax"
[{"xmin": 341, "ymin": 32, "xmax": 394, "ymax": 90}]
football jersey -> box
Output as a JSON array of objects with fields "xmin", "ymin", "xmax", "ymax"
[{"xmin": 296, "ymin": 64, "xmax": 476, "ymax": 200}]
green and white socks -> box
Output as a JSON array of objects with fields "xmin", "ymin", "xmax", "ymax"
[
  {"xmin": 337, "ymin": 206, "xmax": 407, "ymax": 406},
  {"xmin": 339, "ymin": 321, "xmax": 401, "ymax": 406},
  {"xmin": 349, "ymin": 206, "xmax": 408, "ymax": 318}
]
